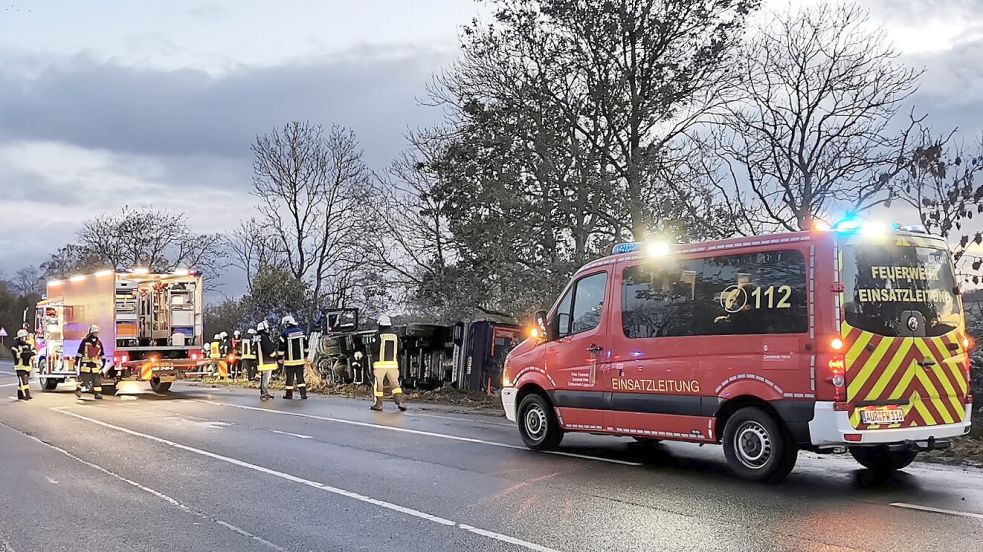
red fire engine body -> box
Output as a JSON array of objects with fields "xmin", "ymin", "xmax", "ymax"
[{"xmin": 501, "ymin": 225, "xmax": 974, "ymax": 481}]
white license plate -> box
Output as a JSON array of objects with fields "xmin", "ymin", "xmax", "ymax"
[{"xmin": 860, "ymin": 408, "xmax": 905, "ymax": 424}]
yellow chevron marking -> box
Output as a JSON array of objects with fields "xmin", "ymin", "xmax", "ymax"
[
  {"xmin": 863, "ymin": 339, "xmax": 913, "ymax": 402},
  {"xmin": 845, "ymin": 331, "xmax": 874, "ymax": 364},
  {"xmin": 911, "ymin": 392, "xmax": 937, "ymax": 426},
  {"xmin": 848, "ymin": 335, "xmax": 896, "ymax": 399},
  {"xmin": 888, "ymin": 364, "xmax": 918, "ymax": 401}
]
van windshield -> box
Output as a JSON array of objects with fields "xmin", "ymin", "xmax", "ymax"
[{"xmin": 841, "ymin": 239, "xmax": 961, "ymax": 337}]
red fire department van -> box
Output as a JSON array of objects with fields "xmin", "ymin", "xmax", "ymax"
[{"xmin": 501, "ymin": 222, "xmax": 973, "ymax": 481}]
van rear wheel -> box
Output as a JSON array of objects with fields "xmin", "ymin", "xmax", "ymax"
[
  {"xmin": 150, "ymin": 378, "xmax": 172, "ymax": 394},
  {"xmin": 517, "ymin": 394, "xmax": 563, "ymax": 450},
  {"xmin": 722, "ymin": 407, "xmax": 798, "ymax": 482},
  {"xmin": 849, "ymin": 447, "xmax": 917, "ymax": 472}
]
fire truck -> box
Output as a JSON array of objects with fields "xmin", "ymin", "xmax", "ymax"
[
  {"xmin": 502, "ymin": 221, "xmax": 973, "ymax": 482},
  {"xmin": 35, "ymin": 268, "xmax": 206, "ymax": 394}
]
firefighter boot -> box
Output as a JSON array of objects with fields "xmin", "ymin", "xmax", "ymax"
[
  {"xmin": 17, "ymin": 388, "xmax": 24, "ymax": 401},
  {"xmin": 24, "ymin": 389, "xmax": 32, "ymax": 400},
  {"xmin": 284, "ymin": 390, "xmax": 293, "ymax": 400},
  {"xmin": 300, "ymin": 388, "xmax": 307, "ymax": 400},
  {"xmin": 75, "ymin": 386, "xmax": 82, "ymax": 398},
  {"xmin": 370, "ymin": 397, "xmax": 383, "ymax": 411},
  {"xmin": 394, "ymin": 392, "xmax": 406, "ymax": 412}
]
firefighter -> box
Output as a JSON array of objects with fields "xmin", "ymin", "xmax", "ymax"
[
  {"xmin": 240, "ymin": 328, "xmax": 258, "ymax": 381},
  {"xmin": 256, "ymin": 321, "xmax": 279, "ymax": 400},
  {"xmin": 11, "ymin": 329, "xmax": 35, "ymax": 400},
  {"xmin": 279, "ymin": 315, "xmax": 308, "ymax": 400},
  {"xmin": 370, "ymin": 315, "xmax": 406, "ymax": 412},
  {"xmin": 230, "ymin": 330, "xmax": 243, "ymax": 379},
  {"xmin": 209, "ymin": 333, "xmax": 222, "ymax": 374},
  {"xmin": 75, "ymin": 324, "xmax": 105, "ymax": 399}
]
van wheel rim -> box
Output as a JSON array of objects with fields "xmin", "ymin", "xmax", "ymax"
[
  {"xmin": 524, "ymin": 404, "xmax": 548, "ymax": 441},
  {"xmin": 735, "ymin": 421, "xmax": 771, "ymax": 469}
]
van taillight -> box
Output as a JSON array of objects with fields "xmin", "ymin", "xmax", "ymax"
[{"xmin": 827, "ymin": 357, "xmax": 846, "ymax": 401}]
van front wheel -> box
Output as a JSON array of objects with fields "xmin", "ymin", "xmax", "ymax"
[
  {"xmin": 517, "ymin": 394, "xmax": 563, "ymax": 450},
  {"xmin": 722, "ymin": 407, "xmax": 798, "ymax": 482}
]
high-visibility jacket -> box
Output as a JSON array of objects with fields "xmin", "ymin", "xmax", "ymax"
[
  {"xmin": 239, "ymin": 337, "xmax": 257, "ymax": 360},
  {"xmin": 76, "ymin": 335, "xmax": 105, "ymax": 368},
  {"xmin": 279, "ymin": 325, "xmax": 307, "ymax": 367},
  {"xmin": 257, "ymin": 333, "xmax": 279, "ymax": 372},
  {"xmin": 209, "ymin": 341, "xmax": 221, "ymax": 360},
  {"xmin": 375, "ymin": 333, "xmax": 399, "ymax": 369},
  {"xmin": 11, "ymin": 340, "xmax": 34, "ymax": 371}
]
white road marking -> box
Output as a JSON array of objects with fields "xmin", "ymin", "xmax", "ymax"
[
  {"xmin": 198, "ymin": 400, "xmax": 644, "ymax": 467},
  {"xmin": 0, "ymin": 371, "xmax": 16, "ymax": 376},
  {"xmin": 53, "ymin": 407, "xmax": 563, "ymax": 552},
  {"xmin": 0, "ymin": 383, "xmax": 18, "ymax": 388},
  {"xmin": 890, "ymin": 502, "xmax": 983, "ymax": 521},
  {"xmin": 46, "ymin": 477, "xmax": 59, "ymax": 484},
  {"xmin": 11, "ymin": 420, "xmax": 285, "ymax": 551},
  {"xmin": 412, "ymin": 412, "xmax": 513, "ymax": 427},
  {"xmin": 270, "ymin": 429, "xmax": 313, "ymax": 440}
]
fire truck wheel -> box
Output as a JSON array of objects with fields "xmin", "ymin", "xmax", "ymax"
[
  {"xmin": 722, "ymin": 407, "xmax": 798, "ymax": 482},
  {"xmin": 848, "ymin": 447, "xmax": 917, "ymax": 472},
  {"xmin": 40, "ymin": 374, "xmax": 59, "ymax": 391},
  {"xmin": 150, "ymin": 379, "xmax": 172, "ymax": 394},
  {"xmin": 517, "ymin": 393, "xmax": 564, "ymax": 450}
]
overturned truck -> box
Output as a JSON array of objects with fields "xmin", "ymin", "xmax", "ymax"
[{"xmin": 308, "ymin": 309, "xmax": 521, "ymax": 392}]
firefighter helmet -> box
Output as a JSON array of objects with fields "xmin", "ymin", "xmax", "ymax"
[
  {"xmin": 88, "ymin": 324, "xmax": 101, "ymax": 334},
  {"xmin": 281, "ymin": 315, "xmax": 297, "ymax": 327},
  {"xmin": 378, "ymin": 315, "xmax": 392, "ymax": 327},
  {"xmin": 220, "ymin": 331, "xmax": 228, "ymax": 339},
  {"xmin": 213, "ymin": 333, "xmax": 221, "ymax": 341},
  {"xmin": 233, "ymin": 330, "xmax": 241, "ymax": 338},
  {"xmin": 16, "ymin": 329, "xmax": 29, "ymax": 339},
  {"xmin": 247, "ymin": 328, "xmax": 257, "ymax": 335},
  {"xmin": 256, "ymin": 320, "xmax": 270, "ymax": 333}
]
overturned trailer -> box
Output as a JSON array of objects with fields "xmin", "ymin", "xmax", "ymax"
[{"xmin": 308, "ymin": 310, "xmax": 520, "ymax": 392}]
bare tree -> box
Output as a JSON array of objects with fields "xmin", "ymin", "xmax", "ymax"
[
  {"xmin": 894, "ymin": 127, "xmax": 983, "ymax": 282},
  {"xmin": 251, "ymin": 122, "xmax": 372, "ymax": 307},
  {"xmin": 717, "ymin": 3, "xmax": 921, "ymax": 230},
  {"xmin": 77, "ymin": 205, "xmax": 223, "ymax": 273},
  {"xmin": 227, "ymin": 218, "xmax": 282, "ymax": 292},
  {"xmin": 11, "ymin": 266, "xmax": 43, "ymax": 296}
]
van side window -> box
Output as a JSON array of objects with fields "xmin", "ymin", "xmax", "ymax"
[
  {"xmin": 556, "ymin": 272, "xmax": 608, "ymax": 338},
  {"xmin": 623, "ymin": 250, "xmax": 807, "ymax": 337}
]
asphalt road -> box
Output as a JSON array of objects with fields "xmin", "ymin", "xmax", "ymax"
[{"xmin": 1, "ymin": 362, "xmax": 982, "ymax": 552}]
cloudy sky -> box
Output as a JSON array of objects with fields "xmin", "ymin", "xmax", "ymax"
[{"xmin": 1, "ymin": 0, "xmax": 982, "ymax": 295}]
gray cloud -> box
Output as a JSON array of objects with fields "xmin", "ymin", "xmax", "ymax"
[{"xmin": 0, "ymin": 45, "xmax": 454, "ymax": 169}]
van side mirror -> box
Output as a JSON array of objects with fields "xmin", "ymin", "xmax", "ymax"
[{"xmin": 534, "ymin": 310, "xmax": 549, "ymax": 342}]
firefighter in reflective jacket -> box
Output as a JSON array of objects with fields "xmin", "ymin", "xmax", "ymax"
[
  {"xmin": 12, "ymin": 329, "xmax": 35, "ymax": 400},
  {"xmin": 279, "ymin": 316, "xmax": 308, "ymax": 400},
  {"xmin": 256, "ymin": 321, "xmax": 279, "ymax": 400},
  {"xmin": 75, "ymin": 325, "xmax": 105, "ymax": 399},
  {"xmin": 370, "ymin": 315, "xmax": 406, "ymax": 412},
  {"xmin": 240, "ymin": 328, "xmax": 258, "ymax": 381}
]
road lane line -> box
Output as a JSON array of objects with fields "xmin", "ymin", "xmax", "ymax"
[
  {"xmin": 890, "ymin": 502, "xmax": 983, "ymax": 521},
  {"xmin": 2, "ymin": 420, "xmax": 285, "ymax": 551},
  {"xmin": 0, "ymin": 383, "xmax": 18, "ymax": 388},
  {"xmin": 52, "ymin": 407, "xmax": 563, "ymax": 552},
  {"xmin": 270, "ymin": 429, "xmax": 313, "ymax": 440},
  {"xmin": 197, "ymin": 400, "xmax": 643, "ymax": 467},
  {"xmin": 412, "ymin": 412, "xmax": 514, "ymax": 427},
  {"xmin": 0, "ymin": 371, "xmax": 16, "ymax": 376}
]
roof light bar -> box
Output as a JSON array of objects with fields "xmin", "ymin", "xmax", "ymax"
[{"xmin": 612, "ymin": 242, "xmax": 641, "ymax": 254}]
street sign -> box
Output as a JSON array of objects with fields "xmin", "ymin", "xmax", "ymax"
[{"xmin": 0, "ymin": 327, "xmax": 7, "ymax": 337}]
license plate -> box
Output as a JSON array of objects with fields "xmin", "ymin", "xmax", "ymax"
[{"xmin": 860, "ymin": 408, "xmax": 905, "ymax": 425}]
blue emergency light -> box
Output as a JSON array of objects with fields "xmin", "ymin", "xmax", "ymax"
[{"xmin": 612, "ymin": 242, "xmax": 642, "ymax": 254}]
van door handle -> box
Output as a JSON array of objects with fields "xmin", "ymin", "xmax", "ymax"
[
  {"xmin": 917, "ymin": 359, "xmax": 937, "ymax": 368},
  {"xmin": 587, "ymin": 344, "xmax": 604, "ymax": 354}
]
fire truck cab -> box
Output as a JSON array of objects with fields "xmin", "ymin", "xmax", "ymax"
[{"xmin": 502, "ymin": 223, "xmax": 973, "ymax": 481}]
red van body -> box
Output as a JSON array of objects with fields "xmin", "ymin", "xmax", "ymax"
[{"xmin": 501, "ymin": 228, "xmax": 973, "ymax": 481}]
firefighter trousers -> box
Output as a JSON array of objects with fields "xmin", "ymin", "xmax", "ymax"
[
  {"xmin": 241, "ymin": 359, "xmax": 258, "ymax": 380},
  {"xmin": 373, "ymin": 367, "xmax": 402, "ymax": 399},
  {"xmin": 77, "ymin": 364, "xmax": 103, "ymax": 394},
  {"xmin": 284, "ymin": 365, "xmax": 306, "ymax": 397},
  {"xmin": 15, "ymin": 369, "xmax": 31, "ymax": 400}
]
